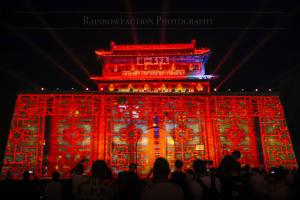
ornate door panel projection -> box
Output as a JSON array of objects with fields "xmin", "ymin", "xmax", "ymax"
[
  {"xmin": 257, "ymin": 97, "xmax": 297, "ymax": 168},
  {"xmin": 212, "ymin": 96, "xmax": 260, "ymax": 167},
  {"xmin": 48, "ymin": 115, "xmax": 93, "ymax": 175},
  {"xmin": 163, "ymin": 97, "xmax": 209, "ymax": 170},
  {"xmin": 47, "ymin": 95, "xmax": 98, "ymax": 175},
  {"xmin": 109, "ymin": 96, "xmax": 174, "ymax": 176},
  {"xmin": 1, "ymin": 93, "xmax": 297, "ymax": 178},
  {"xmin": 109, "ymin": 96, "xmax": 144, "ymax": 173},
  {"xmin": 1, "ymin": 95, "xmax": 46, "ymax": 178}
]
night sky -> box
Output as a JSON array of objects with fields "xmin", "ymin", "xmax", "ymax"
[{"xmin": 1, "ymin": 0, "xmax": 299, "ymax": 165}]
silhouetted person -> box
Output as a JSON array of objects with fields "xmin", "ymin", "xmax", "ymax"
[
  {"xmin": 171, "ymin": 160, "xmax": 188, "ymax": 199},
  {"xmin": 189, "ymin": 159, "xmax": 221, "ymax": 200},
  {"xmin": 142, "ymin": 167, "xmax": 153, "ymax": 187},
  {"xmin": 16, "ymin": 170, "xmax": 38, "ymax": 199},
  {"xmin": 171, "ymin": 160, "xmax": 186, "ymax": 181},
  {"xmin": 217, "ymin": 150, "xmax": 241, "ymax": 179},
  {"xmin": 241, "ymin": 164, "xmax": 251, "ymax": 186},
  {"xmin": 70, "ymin": 158, "xmax": 88, "ymax": 175},
  {"xmin": 71, "ymin": 163, "xmax": 88, "ymax": 197},
  {"xmin": 116, "ymin": 171, "xmax": 141, "ymax": 200},
  {"xmin": 217, "ymin": 150, "xmax": 242, "ymax": 199},
  {"xmin": 248, "ymin": 167, "xmax": 266, "ymax": 200},
  {"xmin": 5, "ymin": 169, "xmax": 12, "ymax": 180},
  {"xmin": 44, "ymin": 171, "xmax": 62, "ymax": 200},
  {"xmin": 263, "ymin": 167, "xmax": 291, "ymax": 200},
  {"xmin": 129, "ymin": 163, "xmax": 138, "ymax": 173},
  {"xmin": 105, "ymin": 168, "xmax": 117, "ymax": 186},
  {"xmin": 23, "ymin": 170, "xmax": 31, "ymax": 181},
  {"xmin": 77, "ymin": 160, "xmax": 114, "ymax": 200},
  {"xmin": 141, "ymin": 157, "xmax": 184, "ymax": 200}
]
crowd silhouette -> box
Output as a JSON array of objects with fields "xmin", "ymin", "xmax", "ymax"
[{"xmin": 0, "ymin": 150, "xmax": 299, "ymax": 200}]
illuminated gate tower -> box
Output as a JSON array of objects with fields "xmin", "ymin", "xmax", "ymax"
[
  {"xmin": 91, "ymin": 40, "xmax": 215, "ymax": 175},
  {"xmin": 1, "ymin": 40, "xmax": 297, "ymax": 178}
]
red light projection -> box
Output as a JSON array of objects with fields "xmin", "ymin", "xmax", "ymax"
[
  {"xmin": 1, "ymin": 93, "xmax": 297, "ymax": 178},
  {"xmin": 1, "ymin": 41, "xmax": 297, "ymax": 178}
]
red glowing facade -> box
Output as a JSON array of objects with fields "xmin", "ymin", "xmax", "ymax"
[{"xmin": 1, "ymin": 41, "xmax": 297, "ymax": 178}]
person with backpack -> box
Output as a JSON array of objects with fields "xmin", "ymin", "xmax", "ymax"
[{"xmin": 189, "ymin": 159, "xmax": 221, "ymax": 200}]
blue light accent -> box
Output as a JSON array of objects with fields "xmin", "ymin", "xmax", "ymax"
[
  {"xmin": 187, "ymin": 74, "xmax": 217, "ymax": 80},
  {"xmin": 172, "ymin": 55, "xmax": 210, "ymax": 63},
  {"xmin": 154, "ymin": 116, "xmax": 159, "ymax": 138}
]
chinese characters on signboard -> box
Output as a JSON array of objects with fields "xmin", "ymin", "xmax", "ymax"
[
  {"xmin": 122, "ymin": 70, "xmax": 185, "ymax": 76},
  {"xmin": 137, "ymin": 57, "xmax": 169, "ymax": 65}
]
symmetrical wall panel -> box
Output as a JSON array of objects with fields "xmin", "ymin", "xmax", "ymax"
[{"xmin": 1, "ymin": 93, "xmax": 297, "ymax": 178}]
